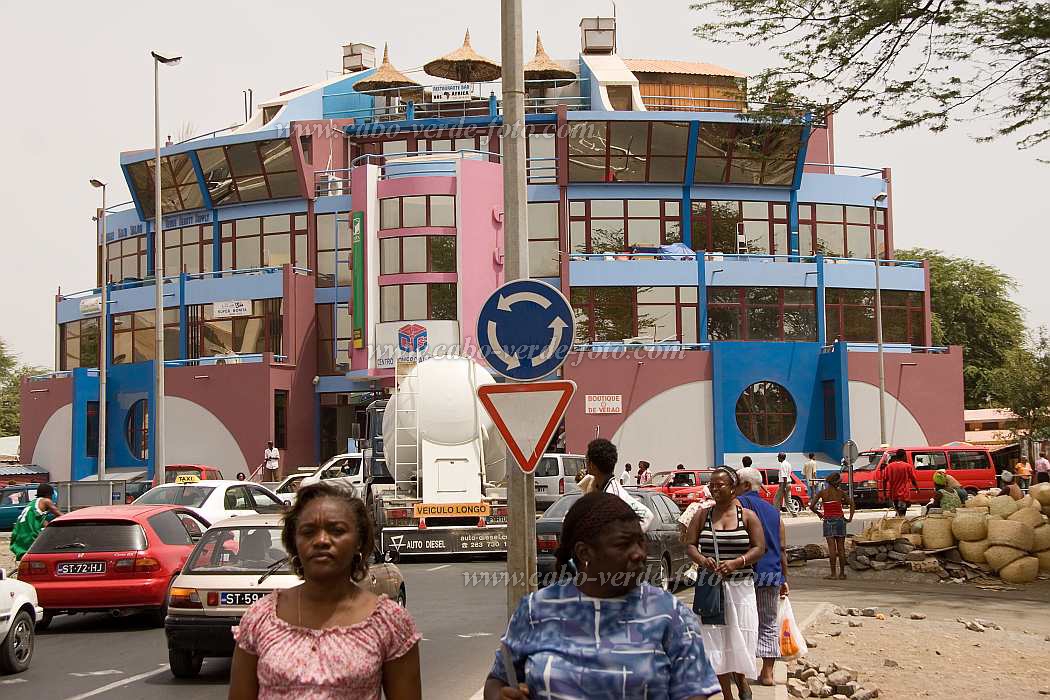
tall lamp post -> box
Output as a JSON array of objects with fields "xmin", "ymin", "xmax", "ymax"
[
  {"xmin": 90, "ymin": 179, "xmax": 107, "ymax": 480},
  {"xmin": 151, "ymin": 50, "xmax": 181, "ymax": 479},
  {"xmin": 873, "ymin": 190, "xmax": 889, "ymax": 445}
]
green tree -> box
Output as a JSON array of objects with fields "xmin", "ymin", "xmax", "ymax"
[
  {"xmin": 692, "ymin": 0, "xmax": 1050, "ymax": 151},
  {"xmin": 990, "ymin": 331, "xmax": 1050, "ymax": 441},
  {"xmin": 894, "ymin": 248, "xmax": 1026, "ymax": 408},
  {"xmin": 0, "ymin": 339, "xmax": 46, "ymax": 437}
]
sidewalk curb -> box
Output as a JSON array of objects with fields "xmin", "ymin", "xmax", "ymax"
[{"xmin": 773, "ymin": 602, "xmax": 834, "ymax": 700}]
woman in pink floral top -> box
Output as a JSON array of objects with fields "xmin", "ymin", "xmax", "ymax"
[{"xmin": 229, "ymin": 482, "xmax": 421, "ymax": 700}]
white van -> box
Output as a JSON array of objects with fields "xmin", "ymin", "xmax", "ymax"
[
  {"xmin": 533, "ymin": 453, "xmax": 586, "ymax": 497},
  {"xmin": 301, "ymin": 453, "xmax": 365, "ymax": 494}
]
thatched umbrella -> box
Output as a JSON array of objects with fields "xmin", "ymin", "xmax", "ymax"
[
  {"xmin": 353, "ymin": 44, "xmax": 423, "ymax": 98},
  {"xmin": 524, "ymin": 32, "xmax": 576, "ymax": 87},
  {"xmin": 423, "ymin": 30, "xmax": 501, "ymax": 83}
]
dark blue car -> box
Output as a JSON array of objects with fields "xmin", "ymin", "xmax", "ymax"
[{"xmin": 0, "ymin": 484, "xmax": 58, "ymax": 531}]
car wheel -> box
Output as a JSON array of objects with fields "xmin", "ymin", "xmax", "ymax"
[
  {"xmin": 168, "ymin": 648, "xmax": 203, "ymax": 679},
  {"xmin": 0, "ymin": 609, "xmax": 34, "ymax": 674},
  {"xmin": 35, "ymin": 611, "xmax": 54, "ymax": 632},
  {"xmin": 791, "ymin": 496, "xmax": 804, "ymax": 513},
  {"xmin": 396, "ymin": 585, "xmax": 407, "ymax": 608}
]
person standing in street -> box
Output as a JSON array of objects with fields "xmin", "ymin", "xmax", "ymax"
[
  {"xmin": 578, "ymin": 439, "xmax": 654, "ymax": 531},
  {"xmin": 773, "ymin": 453, "xmax": 797, "ymax": 517},
  {"xmin": 263, "ymin": 441, "xmax": 280, "ymax": 481},
  {"xmin": 637, "ymin": 460, "xmax": 653, "ymax": 486},
  {"xmin": 736, "ymin": 467, "xmax": 789, "ymax": 687},
  {"xmin": 621, "ymin": 463, "xmax": 634, "ymax": 486},
  {"xmin": 10, "ymin": 483, "xmax": 62, "ymax": 561},
  {"xmin": 1035, "ymin": 452, "xmax": 1050, "ymax": 484},
  {"xmin": 884, "ymin": 449, "xmax": 918, "ymax": 516},
  {"xmin": 802, "ymin": 453, "xmax": 818, "ymax": 503},
  {"xmin": 1015, "ymin": 457, "xmax": 1032, "ymax": 492},
  {"xmin": 810, "ymin": 472, "xmax": 854, "ymax": 579},
  {"xmin": 229, "ymin": 482, "xmax": 421, "ymax": 699},
  {"xmin": 1000, "ymin": 470, "xmax": 1024, "ymax": 500}
]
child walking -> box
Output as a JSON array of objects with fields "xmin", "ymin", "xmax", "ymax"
[{"xmin": 811, "ymin": 472, "xmax": 854, "ymax": 579}]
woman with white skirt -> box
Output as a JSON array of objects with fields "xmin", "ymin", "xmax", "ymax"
[{"xmin": 686, "ymin": 466, "xmax": 766, "ymax": 700}]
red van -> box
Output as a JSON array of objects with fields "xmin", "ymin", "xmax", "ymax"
[{"xmin": 846, "ymin": 446, "xmax": 996, "ymax": 507}]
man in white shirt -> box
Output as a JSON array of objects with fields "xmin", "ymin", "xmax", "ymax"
[
  {"xmin": 263, "ymin": 441, "xmax": 280, "ymax": 480},
  {"xmin": 802, "ymin": 453, "xmax": 819, "ymax": 502},
  {"xmin": 620, "ymin": 463, "xmax": 634, "ymax": 486},
  {"xmin": 1035, "ymin": 452, "xmax": 1050, "ymax": 485},
  {"xmin": 579, "ymin": 439, "xmax": 654, "ymax": 532},
  {"xmin": 773, "ymin": 452, "xmax": 798, "ymax": 517}
]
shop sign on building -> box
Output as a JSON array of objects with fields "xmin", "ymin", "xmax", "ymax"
[
  {"xmin": 430, "ymin": 83, "xmax": 473, "ymax": 103},
  {"xmin": 211, "ymin": 300, "xmax": 252, "ymax": 319},
  {"xmin": 585, "ymin": 394, "xmax": 623, "ymax": 414},
  {"xmin": 373, "ymin": 321, "xmax": 460, "ymax": 369},
  {"xmin": 351, "ymin": 211, "xmax": 365, "ymax": 349},
  {"xmin": 79, "ymin": 297, "xmax": 102, "ymax": 316}
]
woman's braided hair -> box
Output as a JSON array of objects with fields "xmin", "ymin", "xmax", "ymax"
[{"xmin": 555, "ymin": 492, "xmax": 641, "ymax": 570}]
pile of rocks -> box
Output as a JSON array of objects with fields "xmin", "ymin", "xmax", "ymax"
[
  {"xmin": 787, "ymin": 543, "xmax": 830, "ymax": 566},
  {"xmin": 844, "ymin": 536, "xmax": 983, "ymax": 581},
  {"xmin": 786, "ymin": 658, "xmax": 878, "ymax": 699}
]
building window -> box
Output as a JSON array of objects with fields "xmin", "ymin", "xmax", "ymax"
[
  {"xmin": 317, "ymin": 303, "xmax": 352, "ymax": 375},
  {"xmin": 736, "ymin": 381, "xmax": 796, "ymax": 446},
  {"xmin": 707, "ymin": 287, "xmax": 817, "ymax": 341},
  {"xmin": 379, "ymin": 235, "xmax": 457, "ymax": 274},
  {"xmin": 690, "ymin": 200, "xmax": 789, "ymax": 255},
  {"xmin": 379, "ymin": 195, "xmax": 456, "ymax": 230},
  {"xmin": 695, "ymin": 122, "xmax": 800, "ymax": 186},
  {"xmin": 569, "ymin": 199, "xmax": 682, "ymax": 254},
  {"xmin": 798, "ymin": 204, "xmax": 887, "ymax": 258},
  {"xmin": 126, "ymin": 154, "xmax": 204, "ymax": 220},
  {"xmin": 316, "ymin": 213, "xmax": 350, "ymax": 288},
  {"xmin": 163, "ymin": 225, "xmax": 213, "ymax": 276},
  {"xmin": 195, "ymin": 139, "xmax": 301, "ymax": 207},
  {"xmin": 60, "ymin": 319, "xmax": 100, "ymax": 370},
  {"xmin": 220, "ymin": 215, "xmax": 307, "ymax": 271},
  {"xmin": 188, "ymin": 299, "xmax": 283, "ymax": 359},
  {"xmin": 379, "ymin": 284, "xmax": 457, "ymax": 322},
  {"xmin": 822, "ymin": 380, "xmax": 837, "ymax": 440},
  {"xmin": 825, "ymin": 289, "xmax": 924, "ymax": 345},
  {"xmin": 300, "ymin": 135, "xmax": 312, "ymax": 166},
  {"xmin": 527, "ymin": 202, "xmax": 561, "ymax": 277},
  {"xmin": 274, "ymin": 390, "xmax": 288, "ymax": 450},
  {"xmin": 112, "ymin": 310, "xmax": 180, "ymax": 364},
  {"xmin": 86, "ymin": 401, "xmax": 99, "ymax": 459},
  {"xmin": 570, "ymin": 286, "xmax": 698, "ymax": 344},
  {"xmin": 125, "ymin": 399, "xmax": 149, "ymax": 461},
  {"xmin": 567, "ymin": 121, "xmax": 689, "ymax": 183},
  {"xmin": 105, "ymin": 237, "xmax": 147, "ymax": 283},
  {"xmin": 418, "ymin": 129, "xmax": 496, "ymax": 155},
  {"xmin": 526, "ymin": 128, "xmax": 557, "ymax": 184}
]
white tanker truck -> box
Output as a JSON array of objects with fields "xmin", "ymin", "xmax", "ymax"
[{"xmin": 364, "ymin": 356, "xmax": 511, "ymax": 557}]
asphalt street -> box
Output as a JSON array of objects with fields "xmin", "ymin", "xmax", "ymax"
[{"xmin": 4, "ymin": 509, "xmax": 903, "ymax": 699}]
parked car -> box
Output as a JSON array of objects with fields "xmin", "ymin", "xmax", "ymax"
[
  {"xmin": 164, "ymin": 513, "xmax": 406, "ymax": 678},
  {"xmin": 0, "ymin": 567, "xmax": 42, "ymax": 674},
  {"xmin": 533, "ymin": 454, "xmax": 587, "ymax": 498},
  {"xmin": 16, "ymin": 505, "xmax": 210, "ymax": 629},
  {"xmin": 159, "ymin": 464, "xmax": 224, "ymax": 485},
  {"xmin": 0, "ymin": 484, "xmax": 58, "ymax": 530},
  {"xmin": 752, "ymin": 468, "xmax": 810, "ymax": 511},
  {"xmin": 301, "ymin": 453, "xmax": 364, "ymax": 494},
  {"xmin": 535, "ymin": 489, "xmax": 688, "ymax": 592},
  {"xmin": 134, "ymin": 480, "xmax": 288, "ymax": 524},
  {"xmin": 641, "ymin": 470, "xmax": 711, "ymax": 509},
  {"xmin": 846, "ymin": 445, "xmax": 996, "ymax": 507},
  {"xmin": 267, "ymin": 473, "xmax": 309, "ymax": 504}
]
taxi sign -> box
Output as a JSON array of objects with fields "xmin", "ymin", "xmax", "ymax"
[
  {"xmin": 174, "ymin": 475, "xmax": 201, "ymax": 484},
  {"xmin": 412, "ymin": 502, "xmax": 491, "ymax": 519}
]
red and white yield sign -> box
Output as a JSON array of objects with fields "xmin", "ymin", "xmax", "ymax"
[{"xmin": 477, "ymin": 380, "xmax": 576, "ymax": 473}]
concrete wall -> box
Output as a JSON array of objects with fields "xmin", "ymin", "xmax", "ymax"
[
  {"xmin": 19, "ymin": 375, "xmax": 73, "ymax": 478},
  {"xmin": 456, "ymin": 159, "xmax": 505, "ymax": 358}
]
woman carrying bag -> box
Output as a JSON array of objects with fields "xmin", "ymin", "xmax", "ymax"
[{"xmin": 686, "ymin": 466, "xmax": 766, "ymax": 700}]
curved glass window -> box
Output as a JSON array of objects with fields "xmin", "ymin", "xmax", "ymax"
[
  {"xmin": 125, "ymin": 399, "xmax": 150, "ymax": 460},
  {"xmin": 735, "ymin": 381, "xmax": 796, "ymax": 446}
]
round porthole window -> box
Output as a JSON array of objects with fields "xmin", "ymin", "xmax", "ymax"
[
  {"xmin": 124, "ymin": 399, "xmax": 150, "ymax": 460},
  {"xmin": 735, "ymin": 381, "xmax": 796, "ymax": 447}
]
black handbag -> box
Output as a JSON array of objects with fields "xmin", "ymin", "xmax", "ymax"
[{"xmin": 691, "ymin": 509, "xmax": 726, "ymax": 625}]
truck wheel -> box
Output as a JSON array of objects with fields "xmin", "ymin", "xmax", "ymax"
[
  {"xmin": 168, "ymin": 648, "xmax": 203, "ymax": 678},
  {"xmin": 791, "ymin": 496, "xmax": 804, "ymax": 513},
  {"xmin": 0, "ymin": 609, "xmax": 34, "ymax": 674}
]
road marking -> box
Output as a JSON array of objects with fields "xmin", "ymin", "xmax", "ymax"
[
  {"xmin": 70, "ymin": 670, "xmax": 123, "ymax": 678},
  {"xmin": 63, "ymin": 664, "xmax": 168, "ymax": 700},
  {"xmin": 0, "ymin": 678, "xmax": 27, "ymax": 685},
  {"xmin": 427, "ymin": 564, "xmax": 452, "ymax": 572},
  {"xmin": 457, "ymin": 632, "xmax": 493, "ymax": 639}
]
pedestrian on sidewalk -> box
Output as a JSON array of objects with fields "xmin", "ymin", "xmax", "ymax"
[
  {"xmin": 263, "ymin": 441, "xmax": 280, "ymax": 480},
  {"xmin": 999, "ymin": 470, "xmax": 1023, "ymax": 500},
  {"xmin": 773, "ymin": 453, "xmax": 798, "ymax": 517},
  {"xmin": 485, "ymin": 492, "xmax": 720, "ymax": 700},
  {"xmin": 637, "ymin": 460, "xmax": 653, "ymax": 486},
  {"xmin": 229, "ymin": 482, "xmax": 421, "ymax": 700},
  {"xmin": 802, "ymin": 453, "xmax": 818, "ymax": 502},
  {"xmin": 578, "ymin": 439, "xmax": 655, "ymax": 532},
  {"xmin": 883, "ymin": 449, "xmax": 918, "ymax": 516},
  {"xmin": 621, "ymin": 463, "xmax": 634, "ymax": 486},
  {"xmin": 1035, "ymin": 452, "xmax": 1050, "ymax": 484},
  {"xmin": 810, "ymin": 472, "xmax": 854, "ymax": 580},
  {"xmin": 736, "ymin": 467, "xmax": 789, "ymax": 687},
  {"xmin": 9, "ymin": 483, "xmax": 62, "ymax": 561},
  {"xmin": 686, "ymin": 466, "xmax": 766, "ymax": 700},
  {"xmin": 1015, "ymin": 457, "xmax": 1032, "ymax": 492}
]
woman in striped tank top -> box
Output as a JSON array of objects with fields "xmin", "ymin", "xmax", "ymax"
[{"xmin": 686, "ymin": 467, "xmax": 766, "ymax": 700}]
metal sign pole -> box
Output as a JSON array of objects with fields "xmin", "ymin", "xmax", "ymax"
[{"xmin": 501, "ymin": 0, "xmax": 536, "ymax": 617}]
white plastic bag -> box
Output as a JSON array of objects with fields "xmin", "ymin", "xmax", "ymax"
[{"xmin": 777, "ymin": 597, "xmax": 808, "ymax": 661}]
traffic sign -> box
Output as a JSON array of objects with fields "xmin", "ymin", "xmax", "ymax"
[
  {"xmin": 477, "ymin": 380, "xmax": 577, "ymax": 473},
  {"xmin": 476, "ymin": 280, "xmax": 575, "ymax": 381},
  {"xmin": 842, "ymin": 440, "xmax": 860, "ymax": 466}
]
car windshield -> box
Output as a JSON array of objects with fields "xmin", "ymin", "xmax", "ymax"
[
  {"xmin": 652, "ymin": 472, "xmax": 675, "ymax": 487},
  {"xmin": 277, "ymin": 477, "xmax": 302, "ymax": 494},
  {"xmin": 848, "ymin": 452, "xmax": 885, "ymax": 471},
  {"xmin": 135, "ymin": 486, "xmax": 214, "ymax": 508},
  {"xmin": 184, "ymin": 526, "xmax": 291, "ymax": 574},
  {"xmin": 31, "ymin": 521, "xmax": 147, "ymax": 553},
  {"xmin": 542, "ymin": 494, "xmax": 583, "ymax": 520}
]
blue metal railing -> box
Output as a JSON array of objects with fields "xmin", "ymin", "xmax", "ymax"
[
  {"xmin": 821, "ymin": 342, "xmax": 949, "ymax": 354},
  {"xmin": 163, "ymin": 353, "xmax": 288, "ymax": 367},
  {"xmin": 62, "ymin": 266, "xmax": 311, "ymax": 303},
  {"xmin": 572, "ymin": 342, "xmax": 712, "ymax": 351}
]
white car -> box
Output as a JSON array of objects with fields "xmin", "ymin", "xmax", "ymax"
[
  {"xmin": 134, "ymin": 481, "xmax": 288, "ymax": 525},
  {"xmin": 301, "ymin": 453, "xmax": 364, "ymax": 494},
  {"xmin": 263, "ymin": 473, "xmax": 310, "ymax": 505},
  {"xmin": 0, "ymin": 568, "xmax": 42, "ymax": 674}
]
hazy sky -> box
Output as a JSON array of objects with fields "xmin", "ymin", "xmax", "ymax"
[{"xmin": 1, "ymin": 0, "xmax": 1047, "ymax": 369}]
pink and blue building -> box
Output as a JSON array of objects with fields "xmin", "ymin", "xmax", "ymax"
[{"xmin": 20, "ymin": 18, "xmax": 963, "ymax": 482}]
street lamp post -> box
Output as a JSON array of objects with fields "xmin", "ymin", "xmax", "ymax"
[
  {"xmin": 151, "ymin": 51, "xmax": 181, "ymax": 479},
  {"xmin": 90, "ymin": 179, "xmax": 107, "ymax": 480},
  {"xmin": 873, "ymin": 191, "xmax": 889, "ymax": 445}
]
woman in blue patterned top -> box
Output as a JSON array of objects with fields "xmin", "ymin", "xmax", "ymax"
[{"xmin": 484, "ymin": 492, "xmax": 720, "ymax": 700}]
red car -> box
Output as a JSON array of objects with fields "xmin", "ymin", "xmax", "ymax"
[
  {"xmin": 17, "ymin": 505, "xmax": 209, "ymax": 629},
  {"xmin": 157, "ymin": 464, "xmax": 225, "ymax": 486},
  {"xmin": 643, "ymin": 468, "xmax": 810, "ymax": 511}
]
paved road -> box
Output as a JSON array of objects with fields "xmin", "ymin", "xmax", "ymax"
[{"xmin": 5, "ymin": 508, "xmax": 908, "ymax": 698}]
